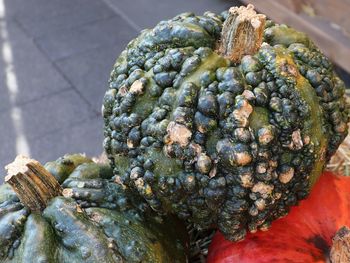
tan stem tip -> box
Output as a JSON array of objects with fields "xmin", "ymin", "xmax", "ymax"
[
  {"xmin": 330, "ymin": 226, "xmax": 350, "ymax": 263},
  {"xmin": 5, "ymin": 155, "xmax": 35, "ymax": 179},
  {"xmin": 219, "ymin": 4, "xmax": 266, "ymax": 62},
  {"xmin": 5, "ymin": 155, "xmax": 62, "ymax": 212}
]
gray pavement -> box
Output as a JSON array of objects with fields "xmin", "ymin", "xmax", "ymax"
[{"xmin": 0, "ymin": 0, "xmax": 235, "ymax": 182}]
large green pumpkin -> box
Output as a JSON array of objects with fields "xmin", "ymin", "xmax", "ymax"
[
  {"xmin": 102, "ymin": 5, "xmax": 349, "ymax": 241},
  {"xmin": 0, "ymin": 154, "xmax": 188, "ymax": 262}
]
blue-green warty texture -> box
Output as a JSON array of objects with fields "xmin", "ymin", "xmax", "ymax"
[{"xmin": 103, "ymin": 10, "xmax": 349, "ymax": 241}]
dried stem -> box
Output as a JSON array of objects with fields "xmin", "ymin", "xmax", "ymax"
[
  {"xmin": 330, "ymin": 226, "xmax": 350, "ymax": 263},
  {"xmin": 219, "ymin": 4, "xmax": 266, "ymax": 62},
  {"xmin": 5, "ymin": 155, "xmax": 62, "ymax": 212}
]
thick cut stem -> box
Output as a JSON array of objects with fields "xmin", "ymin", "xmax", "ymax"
[
  {"xmin": 219, "ymin": 4, "xmax": 266, "ymax": 62},
  {"xmin": 5, "ymin": 155, "xmax": 62, "ymax": 212},
  {"xmin": 330, "ymin": 226, "xmax": 350, "ymax": 263}
]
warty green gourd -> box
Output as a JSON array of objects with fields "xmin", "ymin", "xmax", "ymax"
[
  {"xmin": 0, "ymin": 154, "xmax": 188, "ymax": 262},
  {"xmin": 102, "ymin": 5, "xmax": 349, "ymax": 241}
]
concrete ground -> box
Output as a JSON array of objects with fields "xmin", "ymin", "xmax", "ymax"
[{"xmin": 0, "ymin": 0, "xmax": 235, "ymax": 182}]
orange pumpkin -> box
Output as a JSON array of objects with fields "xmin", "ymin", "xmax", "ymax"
[{"xmin": 207, "ymin": 172, "xmax": 350, "ymax": 263}]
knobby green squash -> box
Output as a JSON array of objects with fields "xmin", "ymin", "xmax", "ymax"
[
  {"xmin": 102, "ymin": 4, "xmax": 349, "ymax": 241},
  {"xmin": 0, "ymin": 154, "xmax": 188, "ymax": 262}
]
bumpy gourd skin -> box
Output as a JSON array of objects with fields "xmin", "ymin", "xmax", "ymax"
[
  {"xmin": 0, "ymin": 155, "xmax": 188, "ymax": 262},
  {"xmin": 103, "ymin": 11, "xmax": 349, "ymax": 241}
]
